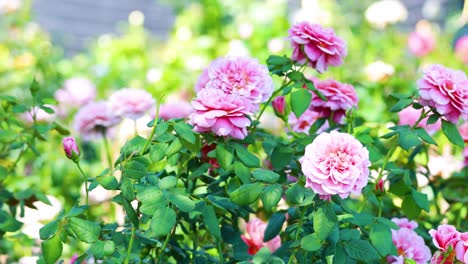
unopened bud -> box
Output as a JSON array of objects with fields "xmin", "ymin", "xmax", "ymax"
[
  {"xmin": 272, "ymin": 96, "xmax": 286, "ymax": 117},
  {"xmin": 375, "ymin": 179, "xmax": 385, "ymax": 194},
  {"xmin": 62, "ymin": 136, "xmax": 80, "ymax": 162}
]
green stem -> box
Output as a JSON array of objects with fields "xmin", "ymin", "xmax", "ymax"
[
  {"xmin": 124, "ymin": 226, "xmax": 136, "ymax": 264},
  {"xmin": 217, "ymin": 239, "xmax": 224, "ymax": 264},
  {"xmin": 158, "ymin": 230, "xmax": 172, "ymax": 263},
  {"xmin": 288, "ymin": 206, "xmax": 307, "ymax": 264},
  {"xmin": 412, "ymin": 108, "xmax": 429, "ymax": 128},
  {"xmin": 102, "ymin": 131, "xmax": 113, "ymax": 169},
  {"xmin": 285, "ymin": 121, "xmax": 301, "ymax": 138},
  {"xmin": 141, "ymin": 102, "xmax": 160, "ymax": 155},
  {"xmin": 76, "ymin": 162, "xmax": 89, "ymax": 209}
]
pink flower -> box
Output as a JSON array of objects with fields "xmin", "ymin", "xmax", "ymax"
[
  {"xmin": 288, "ymin": 21, "xmax": 347, "ymax": 73},
  {"xmin": 464, "ymin": 147, "xmax": 468, "ymax": 167},
  {"xmin": 388, "ymin": 226, "xmax": 431, "ymax": 264},
  {"xmin": 429, "ymin": 251, "xmax": 456, "ymax": 264},
  {"xmin": 62, "ymin": 137, "xmax": 80, "ymax": 160},
  {"xmin": 391, "ymin": 217, "xmax": 418, "ymax": 230},
  {"xmin": 159, "ymin": 102, "xmax": 194, "ymax": 121},
  {"xmin": 311, "ymin": 78, "xmax": 358, "ymax": 123},
  {"xmin": 455, "ymin": 232, "xmax": 468, "ymax": 263},
  {"xmin": 375, "ymin": 179, "xmax": 385, "ymax": 194},
  {"xmin": 459, "ymin": 122, "xmax": 468, "ymax": 143},
  {"xmin": 21, "ymin": 105, "xmax": 57, "ymax": 124},
  {"xmin": 73, "ymin": 101, "xmax": 121, "ymax": 141},
  {"xmin": 287, "ymin": 109, "xmax": 328, "ymax": 134},
  {"xmin": 398, "ymin": 106, "xmax": 441, "ymax": 134},
  {"xmin": 417, "ymin": 64, "xmax": 468, "ymax": 123},
  {"xmin": 272, "ymin": 96, "xmax": 286, "ymax": 116},
  {"xmin": 241, "ymin": 217, "xmax": 281, "ymax": 255},
  {"xmin": 300, "ymin": 131, "xmax": 371, "ymax": 200},
  {"xmin": 195, "ymin": 57, "xmax": 273, "ymax": 107},
  {"xmin": 189, "ymin": 88, "xmax": 253, "ymax": 139},
  {"xmin": 54, "ymin": 78, "xmax": 96, "ymax": 109},
  {"xmin": 109, "ymin": 88, "xmax": 155, "ymax": 120},
  {"xmin": 455, "ymin": 36, "xmax": 468, "ymax": 65},
  {"xmin": 429, "ymin": 225, "xmax": 460, "ymax": 252},
  {"xmin": 407, "ymin": 26, "xmax": 435, "ymax": 57},
  {"xmin": 70, "ymin": 254, "xmax": 79, "ymax": 264}
]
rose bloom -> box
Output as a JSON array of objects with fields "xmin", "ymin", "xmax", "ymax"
[
  {"xmin": 287, "ymin": 109, "xmax": 328, "ymax": 134},
  {"xmin": 311, "ymin": 78, "xmax": 359, "ymax": 123},
  {"xmin": 288, "ymin": 21, "xmax": 346, "ymax": 73},
  {"xmin": 109, "ymin": 88, "xmax": 155, "ymax": 120},
  {"xmin": 398, "ymin": 106, "xmax": 441, "ymax": 134},
  {"xmin": 459, "ymin": 122, "xmax": 468, "ymax": 143},
  {"xmin": 21, "ymin": 105, "xmax": 57, "ymax": 124},
  {"xmin": 417, "ymin": 64, "xmax": 468, "ymax": 123},
  {"xmin": 195, "ymin": 56, "xmax": 273, "ymax": 108},
  {"xmin": 455, "ymin": 232, "xmax": 468, "ymax": 263},
  {"xmin": 408, "ymin": 21, "xmax": 436, "ymax": 57},
  {"xmin": 73, "ymin": 101, "xmax": 121, "ymax": 141},
  {"xmin": 365, "ymin": 60, "xmax": 395, "ymax": 82},
  {"xmin": 189, "ymin": 88, "xmax": 253, "ymax": 140},
  {"xmin": 429, "ymin": 224, "xmax": 460, "ymax": 252},
  {"xmin": 241, "ymin": 217, "xmax": 281, "ymax": 255},
  {"xmin": 387, "ymin": 219, "xmax": 431, "ymax": 264},
  {"xmin": 455, "ymin": 36, "xmax": 468, "ymax": 65},
  {"xmin": 54, "ymin": 77, "xmax": 96, "ymax": 109},
  {"xmin": 391, "ymin": 217, "xmax": 418, "ymax": 230},
  {"xmin": 300, "ymin": 131, "xmax": 371, "ymax": 200},
  {"xmin": 365, "ymin": 0, "xmax": 408, "ymax": 29},
  {"xmin": 159, "ymin": 102, "xmax": 194, "ymax": 121}
]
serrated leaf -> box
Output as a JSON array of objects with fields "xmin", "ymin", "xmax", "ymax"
[
  {"xmin": 39, "ymin": 220, "xmax": 59, "ymax": 240},
  {"xmin": 261, "ymin": 184, "xmax": 283, "ymax": 212},
  {"xmin": 401, "ymin": 195, "xmax": 421, "ymax": 219},
  {"xmin": 234, "ymin": 161, "xmax": 251, "ymax": 184},
  {"xmin": 230, "ymin": 182, "xmax": 263, "ymax": 206},
  {"xmin": 150, "ymin": 143, "xmax": 168, "ymax": 162},
  {"xmin": 343, "ymin": 240, "xmax": 380, "ymax": 261},
  {"xmin": 234, "ymin": 145, "xmax": 260, "ymax": 168},
  {"xmin": 68, "ymin": 217, "xmax": 101, "ymax": 243},
  {"xmin": 411, "ymin": 189, "xmax": 429, "ymax": 212},
  {"xmin": 398, "ymin": 129, "xmax": 421, "ymax": 150},
  {"xmin": 122, "ymin": 158, "xmax": 149, "ymax": 179},
  {"xmin": 41, "ymin": 234, "xmax": 62, "ymax": 264},
  {"xmin": 174, "ymin": 122, "xmax": 196, "ymax": 144},
  {"xmin": 159, "ymin": 176, "xmax": 178, "ymax": 189},
  {"xmin": 301, "ymin": 233, "xmax": 322, "ymax": 252},
  {"xmin": 216, "ymin": 144, "xmax": 234, "ymax": 170},
  {"xmin": 441, "ymin": 120, "xmax": 464, "ymax": 147},
  {"xmin": 291, "ymin": 89, "xmax": 312, "ymax": 118},
  {"xmin": 370, "ymin": 223, "xmax": 396, "ymax": 256},
  {"xmin": 252, "ymin": 169, "xmax": 280, "ymax": 183},
  {"xmin": 313, "ymin": 204, "xmax": 337, "ymax": 240},
  {"xmin": 151, "ymin": 207, "xmax": 176, "ymax": 237},
  {"xmin": 414, "ymin": 127, "xmax": 437, "ymax": 145},
  {"xmin": 165, "ymin": 193, "xmax": 195, "ymax": 212}
]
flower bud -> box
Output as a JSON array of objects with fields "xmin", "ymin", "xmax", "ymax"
[
  {"xmin": 62, "ymin": 137, "xmax": 80, "ymax": 161},
  {"xmin": 375, "ymin": 179, "xmax": 385, "ymax": 195},
  {"xmin": 272, "ymin": 96, "xmax": 286, "ymax": 117}
]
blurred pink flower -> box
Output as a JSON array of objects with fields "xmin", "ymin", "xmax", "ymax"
[
  {"xmin": 241, "ymin": 217, "xmax": 281, "ymax": 255},
  {"xmin": 455, "ymin": 36, "xmax": 468, "ymax": 65},
  {"xmin": 429, "ymin": 225, "xmax": 460, "ymax": 252},
  {"xmin": 22, "ymin": 105, "xmax": 57, "ymax": 124},
  {"xmin": 459, "ymin": 122, "xmax": 468, "ymax": 143},
  {"xmin": 62, "ymin": 137, "xmax": 80, "ymax": 160},
  {"xmin": 288, "ymin": 21, "xmax": 347, "ymax": 73},
  {"xmin": 159, "ymin": 102, "xmax": 193, "ymax": 121},
  {"xmin": 391, "ymin": 217, "xmax": 418, "ymax": 230},
  {"xmin": 109, "ymin": 88, "xmax": 155, "ymax": 120},
  {"xmin": 300, "ymin": 131, "xmax": 370, "ymax": 200},
  {"xmin": 189, "ymin": 88, "xmax": 253, "ymax": 139},
  {"xmin": 398, "ymin": 106, "xmax": 441, "ymax": 134},
  {"xmin": 54, "ymin": 78, "xmax": 96, "ymax": 109},
  {"xmin": 429, "ymin": 251, "xmax": 455, "ymax": 264},
  {"xmin": 73, "ymin": 101, "xmax": 121, "ymax": 141},
  {"xmin": 194, "ymin": 56, "xmax": 273, "ymax": 107},
  {"xmin": 417, "ymin": 64, "xmax": 468, "ymax": 123},
  {"xmin": 272, "ymin": 96, "xmax": 286, "ymax": 116},
  {"xmin": 455, "ymin": 232, "xmax": 468, "ymax": 263},
  {"xmin": 388, "ymin": 223, "xmax": 431, "ymax": 264},
  {"xmin": 70, "ymin": 254, "xmax": 79, "ymax": 264},
  {"xmin": 407, "ymin": 22, "xmax": 435, "ymax": 57},
  {"xmin": 287, "ymin": 109, "xmax": 328, "ymax": 134},
  {"xmin": 311, "ymin": 78, "xmax": 358, "ymax": 123}
]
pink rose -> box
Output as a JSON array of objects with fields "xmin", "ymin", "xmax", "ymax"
[
  {"xmin": 287, "ymin": 109, "xmax": 328, "ymax": 134},
  {"xmin": 189, "ymin": 88, "xmax": 253, "ymax": 139},
  {"xmin": 408, "ymin": 30, "xmax": 435, "ymax": 57},
  {"xmin": 388, "ymin": 226, "xmax": 431, "ymax": 264},
  {"xmin": 272, "ymin": 96, "xmax": 286, "ymax": 116},
  {"xmin": 300, "ymin": 131, "xmax": 371, "ymax": 200},
  {"xmin": 455, "ymin": 232, "xmax": 468, "ymax": 263},
  {"xmin": 62, "ymin": 137, "xmax": 80, "ymax": 160},
  {"xmin": 398, "ymin": 106, "xmax": 441, "ymax": 134},
  {"xmin": 391, "ymin": 217, "xmax": 418, "ymax": 230},
  {"xmin": 54, "ymin": 78, "xmax": 96, "ymax": 109},
  {"xmin": 195, "ymin": 56, "xmax": 273, "ymax": 108},
  {"xmin": 241, "ymin": 217, "xmax": 281, "ymax": 255},
  {"xmin": 73, "ymin": 101, "xmax": 121, "ymax": 141},
  {"xmin": 288, "ymin": 21, "xmax": 347, "ymax": 73},
  {"xmin": 159, "ymin": 102, "xmax": 194, "ymax": 121},
  {"xmin": 429, "ymin": 224, "xmax": 460, "ymax": 252},
  {"xmin": 455, "ymin": 36, "xmax": 468, "ymax": 65},
  {"xmin": 417, "ymin": 64, "xmax": 468, "ymax": 123},
  {"xmin": 311, "ymin": 78, "xmax": 358, "ymax": 123},
  {"xmin": 459, "ymin": 122, "xmax": 468, "ymax": 143},
  {"xmin": 109, "ymin": 88, "xmax": 155, "ymax": 120},
  {"xmin": 429, "ymin": 251, "xmax": 456, "ymax": 264}
]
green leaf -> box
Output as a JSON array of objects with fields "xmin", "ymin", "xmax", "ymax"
[
  {"xmin": 39, "ymin": 220, "xmax": 59, "ymax": 240},
  {"xmin": 0, "ymin": 211, "xmax": 22, "ymax": 232},
  {"xmin": 441, "ymin": 120, "xmax": 464, "ymax": 147},
  {"xmin": 65, "ymin": 205, "xmax": 88, "ymax": 218},
  {"xmin": 390, "ymin": 98, "xmax": 413, "ymax": 112},
  {"xmin": 120, "ymin": 177, "xmax": 135, "ymax": 201},
  {"xmin": 411, "ymin": 189, "xmax": 429, "ymax": 212},
  {"xmin": 159, "ymin": 176, "xmax": 178, "ymax": 189},
  {"xmin": 68, "ymin": 217, "xmax": 101, "ymax": 243},
  {"xmin": 370, "ymin": 223, "xmax": 396, "ymax": 256},
  {"xmin": 287, "ymin": 71, "xmax": 304, "ymax": 81},
  {"xmin": 150, "ymin": 143, "xmax": 168, "ymax": 162},
  {"xmin": 270, "ymin": 147, "xmax": 293, "ymax": 170},
  {"xmin": 343, "ymin": 240, "xmax": 380, "ymax": 261},
  {"xmin": 234, "ymin": 144, "xmax": 260, "ymax": 168},
  {"xmin": 174, "ymin": 122, "xmax": 196, "ymax": 144},
  {"xmin": 252, "ymin": 169, "xmax": 280, "ymax": 183},
  {"xmin": 267, "ymin": 55, "xmax": 290, "ymax": 66},
  {"xmin": 166, "ymin": 138, "xmax": 183, "ymax": 157},
  {"xmin": 340, "ymin": 229, "xmax": 361, "ymax": 241},
  {"xmin": 313, "ymin": 204, "xmax": 337, "ymax": 240},
  {"xmin": 401, "ymin": 195, "xmax": 421, "ymax": 219},
  {"xmin": 285, "ymin": 183, "xmax": 315, "ymax": 205},
  {"xmin": 234, "ymin": 161, "xmax": 251, "ymax": 184},
  {"xmin": 122, "ymin": 157, "xmax": 149, "ymax": 179},
  {"xmin": 398, "ymin": 129, "xmax": 421, "ymax": 150},
  {"xmin": 264, "ymin": 213, "xmax": 285, "ymax": 242},
  {"xmin": 165, "ymin": 193, "xmax": 195, "ymax": 212},
  {"xmin": 230, "ymin": 182, "xmax": 263, "ymax": 206},
  {"xmin": 122, "ymin": 197, "xmax": 139, "ymax": 228},
  {"xmin": 414, "ymin": 127, "xmax": 437, "ymax": 145},
  {"xmin": 291, "ymin": 89, "xmax": 312, "ymax": 118},
  {"xmin": 301, "ymin": 233, "xmax": 322, "ymax": 252},
  {"xmin": 261, "ymin": 184, "xmax": 283, "ymax": 212},
  {"xmin": 136, "ymin": 187, "xmax": 166, "ymax": 215},
  {"xmin": 216, "ymin": 144, "xmax": 234, "ymax": 170},
  {"xmin": 90, "ymin": 240, "xmax": 115, "ymax": 259},
  {"xmin": 97, "ymin": 175, "xmax": 119, "ymax": 190},
  {"xmin": 41, "ymin": 234, "xmax": 62, "ymax": 264},
  {"xmin": 151, "ymin": 207, "xmax": 176, "ymax": 237},
  {"xmin": 203, "ymin": 205, "xmax": 221, "ymax": 239}
]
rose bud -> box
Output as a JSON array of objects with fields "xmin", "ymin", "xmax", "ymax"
[
  {"xmin": 272, "ymin": 96, "xmax": 286, "ymax": 117},
  {"xmin": 62, "ymin": 137, "xmax": 80, "ymax": 161}
]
